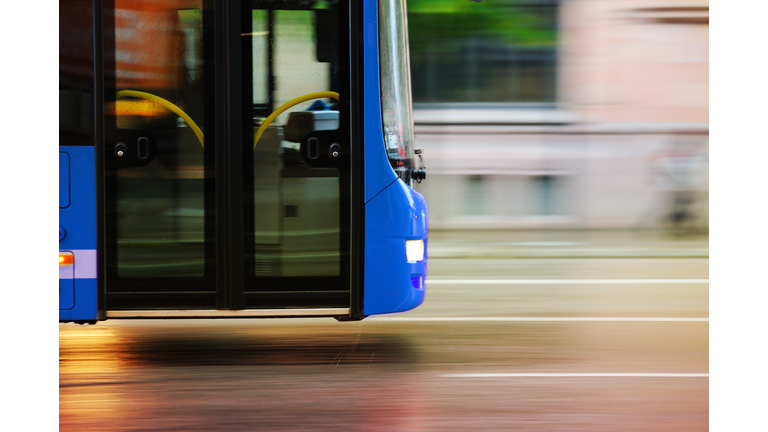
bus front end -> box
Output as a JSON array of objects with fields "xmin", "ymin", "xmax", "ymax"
[{"xmin": 362, "ymin": 0, "xmax": 429, "ymax": 316}]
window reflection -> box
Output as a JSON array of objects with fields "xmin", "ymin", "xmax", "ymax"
[
  {"xmin": 108, "ymin": 0, "xmax": 208, "ymax": 278},
  {"xmin": 249, "ymin": 3, "xmax": 342, "ymax": 279}
]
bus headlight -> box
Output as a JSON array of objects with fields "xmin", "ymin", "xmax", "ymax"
[{"xmin": 405, "ymin": 240, "xmax": 425, "ymax": 263}]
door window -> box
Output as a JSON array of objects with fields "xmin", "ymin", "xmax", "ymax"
[
  {"xmin": 105, "ymin": 0, "xmax": 214, "ymax": 307},
  {"xmin": 243, "ymin": 0, "xmax": 350, "ymax": 307},
  {"xmin": 103, "ymin": 0, "xmax": 350, "ymax": 310}
]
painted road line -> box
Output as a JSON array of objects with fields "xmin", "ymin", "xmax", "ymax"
[
  {"xmin": 440, "ymin": 373, "xmax": 709, "ymax": 378},
  {"xmin": 427, "ymin": 279, "xmax": 708, "ymax": 285},
  {"xmin": 371, "ymin": 317, "xmax": 708, "ymax": 322}
]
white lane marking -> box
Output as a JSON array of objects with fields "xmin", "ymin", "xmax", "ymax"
[
  {"xmin": 427, "ymin": 279, "xmax": 708, "ymax": 285},
  {"xmin": 502, "ymin": 241, "xmax": 584, "ymax": 247},
  {"xmin": 441, "ymin": 373, "xmax": 708, "ymax": 378},
  {"xmin": 371, "ymin": 317, "xmax": 708, "ymax": 322}
]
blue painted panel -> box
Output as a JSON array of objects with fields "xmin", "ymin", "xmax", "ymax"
[
  {"xmin": 59, "ymin": 278, "xmax": 75, "ymax": 310},
  {"xmin": 364, "ymin": 179, "xmax": 428, "ymax": 316},
  {"xmin": 59, "ymin": 146, "xmax": 99, "ymax": 322},
  {"xmin": 59, "ymin": 279, "xmax": 98, "ymax": 322},
  {"xmin": 59, "ymin": 147, "xmax": 97, "ymax": 251},
  {"xmin": 363, "ymin": 0, "xmax": 398, "ymax": 203},
  {"xmin": 59, "ymin": 152, "xmax": 70, "ymax": 208}
]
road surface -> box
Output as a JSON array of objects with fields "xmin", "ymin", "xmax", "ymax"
[{"xmin": 60, "ymin": 257, "xmax": 708, "ymax": 431}]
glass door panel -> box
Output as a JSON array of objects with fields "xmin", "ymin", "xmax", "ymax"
[
  {"xmin": 103, "ymin": 0, "xmax": 350, "ymax": 311},
  {"xmin": 243, "ymin": 0, "xmax": 350, "ymax": 309},
  {"xmin": 104, "ymin": 0, "xmax": 215, "ymax": 309}
]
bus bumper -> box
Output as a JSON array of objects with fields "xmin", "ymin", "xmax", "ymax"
[{"xmin": 363, "ymin": 179, "xmax": 428, "ymax": 316}]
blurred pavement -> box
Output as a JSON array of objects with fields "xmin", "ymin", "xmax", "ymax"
[{"xmin": 427, "ymin": 230, "xmax": 709, "ymax": 259}]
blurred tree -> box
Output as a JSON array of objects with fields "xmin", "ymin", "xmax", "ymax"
[
  {"xmin": 407, "ymin": 0, "xmax": 559, "ymax": 103},
  {"xmin": 407, "ymin": 0, "xmax": 557, "ymax": 56}
]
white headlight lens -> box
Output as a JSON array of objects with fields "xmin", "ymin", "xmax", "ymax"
[{"xmin": 405, "ymin": 240, "xmax": 425, "ymax": 263}]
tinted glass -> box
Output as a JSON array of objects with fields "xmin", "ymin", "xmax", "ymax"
[
  {"xmin": 243, "ymin": 0, "xmax": 349, "ymax": 307},
  {"xmin": 379, "ymin": 0, "xmax": 416, "ymax": 174},
  {"xmin": 60, "ymin": 0, "xmax": 95, "ymax": 145},
  {"xmin": 250, "ymin": 3, "xmax": 340, "ymax": 278},
  {"xmin": 105, "ymin": 0, "xmax": 211, "ymax": 283}
]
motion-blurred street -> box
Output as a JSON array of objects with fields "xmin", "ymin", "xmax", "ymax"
[{"xmin": 60, "ymin": 230, "xmax": 708, "ymax": 431}]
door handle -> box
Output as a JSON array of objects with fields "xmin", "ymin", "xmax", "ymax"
[
  {"xmin": 137, "ymin": 136, "xmax": 149, "ymax": 160},
  {"xmin": 301, "ymin": 131, "xmax": 345, "ymax": 168}
]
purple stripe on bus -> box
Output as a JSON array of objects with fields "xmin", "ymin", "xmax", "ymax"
[
  {"xmin": 59, "ymin": 249, "xmax": 97, "ymax": 279},
  {"xmin": 60, "ymin": 252, "xmax": 74, "ymax": 279}
]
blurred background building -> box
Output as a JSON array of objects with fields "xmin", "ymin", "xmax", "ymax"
[{"xmin": 408, "ymin": 0, "xmax": 708, "ymax": 231}]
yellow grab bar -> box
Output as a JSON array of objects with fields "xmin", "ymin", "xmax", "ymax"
[
  {"xmin": 115, "ymin": 90, "xmax": 340, "ymax": 151},
  {"xmin": 254, "ymin": 91, "xmax": 339, "ymax": 149},
  {"xmin": 116, "ymin": 90, "xmax": 205, "ymax": 148}
]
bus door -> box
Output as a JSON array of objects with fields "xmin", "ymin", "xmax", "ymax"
[
  {"xmin": 241, "ymin": 1, "xmax": 353, "ymax": 311},
  {"xmin": 104, "ymin": 0, "xmax": 355, "ymax": 314}
]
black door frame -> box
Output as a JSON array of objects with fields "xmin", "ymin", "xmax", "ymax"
[
  {"xmin": 238, "ymin": 0, "xmax": 359, "ymax": 311},
  {"xmin": 101, "ymin": 0, "xmax": 364, "ymax": 316},
  {"xmin": 347, "ymin": 0, "xmax": 364, "ymax": 319},
  {"xmin": 214, "ymin": 0, "xmax": 244, "ymax": 309}
]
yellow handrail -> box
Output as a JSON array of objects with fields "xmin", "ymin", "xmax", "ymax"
[
  {"xmin": 116, "ymin": 90, "xmax": 205, "ymax": 148},
  {"xmin": 115, "ymin": 90, "xmax": 340, "ymax": 151},
  {"xmin": 254, "ymin": 91, "xmax": 339, "ymax": 149}
]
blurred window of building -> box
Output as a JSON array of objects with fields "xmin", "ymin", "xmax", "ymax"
[
  {"xmin": 465, "ymin": 175, "xmax": 487, "ymax": 215},
  {"xmin": 407, "ymin": 0, "xmax": 558, "ymax": 105},
  {"xmin": 532, "ymin": 174, "xmax": 559, "ymax": 216}
]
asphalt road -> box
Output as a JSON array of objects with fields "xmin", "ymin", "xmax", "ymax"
[{"xmin": 60, "ymin": 257, "xmax": 709, "ymax": 431}]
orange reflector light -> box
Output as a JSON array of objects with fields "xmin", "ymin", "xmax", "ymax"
[{"xmin": 59, "ymin": 253, "xmax": 74, "ymax": 266}]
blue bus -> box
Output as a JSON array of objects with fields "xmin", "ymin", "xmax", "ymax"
[{"xmin": 60, "ymin": 0, "xmax": 428, "ymax": 323}]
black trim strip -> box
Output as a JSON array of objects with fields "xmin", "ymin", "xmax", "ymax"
[
  {"xmin": 94, "ymin": 0, "xmax": 106, "ymax": 320},
  {"xmin": 349, "ymin": 0, "xmax": 365, "ymax": 319},
  {"xmin": 230, "ymin": 0, "xmax": 245, "ymax": 309},
  {"xmin": 215, "ymin": 0, "xmax": 245, "ymax": 309},
  {"xmin": 214, "ymin": 0, "xmax": 227, "ymax": 308}
]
